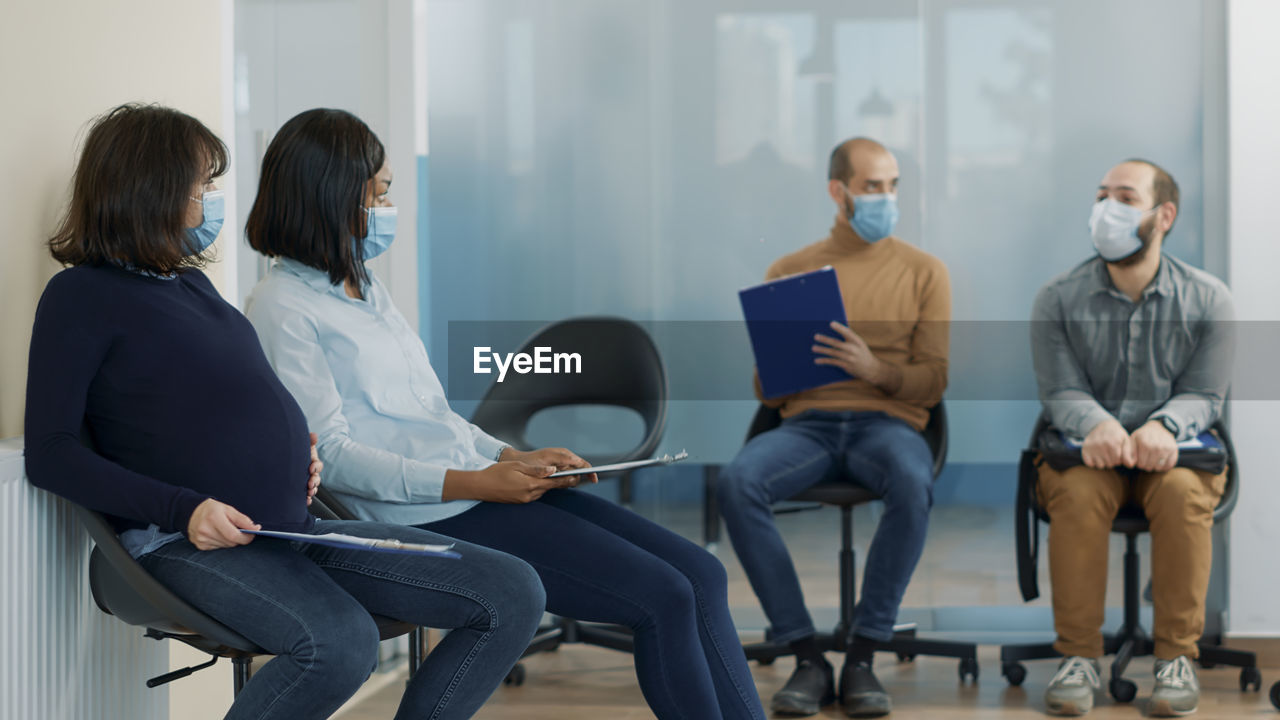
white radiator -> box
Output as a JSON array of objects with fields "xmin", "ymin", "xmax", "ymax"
[{"xmin": 0, "ymin": 437, "xmax": 168, "ymax": 720}]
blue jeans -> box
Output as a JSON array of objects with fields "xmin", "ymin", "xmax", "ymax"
[
  {"xmin": 718, "ymin": 411, "xmax": 934, "ymax": 644},
  {"xmin": 422, "ymin": 488, "xmax": 766, "ymax": 720},
  {"xmin": 139, "ymin": 519, "xmax": 544, "ymax": 720}
]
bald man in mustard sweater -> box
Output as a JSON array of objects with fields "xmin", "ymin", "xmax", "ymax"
[{"xmin": 719, "ymin": 138, "xmax": 951, "ymax": 718}]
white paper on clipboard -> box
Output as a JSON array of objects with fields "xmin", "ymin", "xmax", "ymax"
[{"xmin": 547, "ymin": 450, "xmax": 690, "ymax": 478}]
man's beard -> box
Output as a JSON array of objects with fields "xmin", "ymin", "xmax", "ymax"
[{"xmin": 1108, "ymin": 216, "xmax": 1158, "ymax": 268}]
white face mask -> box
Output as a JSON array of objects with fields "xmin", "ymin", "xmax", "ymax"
[{"xmin": 1089, "ymin": 198, "xmax": 1153, "ymax": 263}]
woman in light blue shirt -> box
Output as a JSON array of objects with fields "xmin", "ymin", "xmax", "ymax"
[{"xmin": 244, "ymin": 108, "xmax": 765, "ymax": 720}]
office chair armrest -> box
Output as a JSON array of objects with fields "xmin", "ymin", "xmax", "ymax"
[
  {"xmin": 308, "ymin": 492, "xmax": 342, "ymax": 521},
  {"xmin": 1015, "ymin": 449, "xmax": 1040, "ymax": 602}
]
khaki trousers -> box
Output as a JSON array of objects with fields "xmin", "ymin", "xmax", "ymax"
[{"xmin": 1036, "ymin": 462, "xmax": 1226, "ymax": 660}]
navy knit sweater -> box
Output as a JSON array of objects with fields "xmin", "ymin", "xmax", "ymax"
[{"xmin": 24, "ymin": 265, "xmax": 315, "ymax": 536}]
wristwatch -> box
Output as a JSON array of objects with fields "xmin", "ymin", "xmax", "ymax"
[{"xmin": 1156, "ymin": 415, "xmax": 1179, "ymax": 437}]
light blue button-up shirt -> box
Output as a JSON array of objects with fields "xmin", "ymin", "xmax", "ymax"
[{"xmin": 244, "ymin": 258, "xmax": 507, "ymax": 526}]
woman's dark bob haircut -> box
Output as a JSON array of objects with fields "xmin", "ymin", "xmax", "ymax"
[
  {"xmin": 246, "ymin": 108, "xmax": 386, "ymax": 288},
  {"xmin": 48, "ymin": 103, "xmax": 228, "ymax": 273}
]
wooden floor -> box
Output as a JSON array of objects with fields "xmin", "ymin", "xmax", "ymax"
[{"xmin": 339, "ymin": 645, "xmax": 1276, "ymax": 719}]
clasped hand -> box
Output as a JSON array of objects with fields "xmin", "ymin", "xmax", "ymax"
[{"xmin": 1081, "ymin": 419, "xmax": 1178, "ymax": 472}]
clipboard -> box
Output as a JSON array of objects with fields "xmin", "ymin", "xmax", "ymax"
[
  {"xmin": 242, "ymin": 529, "xmax": 462, "ymax": 558},
  {"xmin": 1039, "ymin": 429, "xmax": 1227, "ymax": 475},
  {"xmin": 547, "ymin": 451, "xmax": 689, "ymax": 478},
  {"xmin": 739, "ymin": 266, "xmax": 850, "ymax": 399}
]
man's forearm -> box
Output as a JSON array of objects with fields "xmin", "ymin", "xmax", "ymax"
[{"xmin": 871, "ymin": 359, "xmax": 904, "ymax": 396}]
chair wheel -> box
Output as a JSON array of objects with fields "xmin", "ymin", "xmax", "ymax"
[
  {"xmin": 1239, "ymin": 666, "xmax": 1261, "ymax": 692},
  {"xmin": 1198, "ymin": 660, "xmax": 1217, "ymax": 669},
  {"xmin": 1270, "ymin": 680, "xmax": 1280, "ymax": 709},
  {"xmin": 756, "ymin": 656, "xmax": 775, "ymax": 666},
  {"xmin": 958, "ymin": 657, "xmax": 979, "ymax": 683},
  {"xmin": 1002, "ymin": 662, "xmax": 1027, "ymax": 687},
  {"xmin": 504, "ymin": 663, "xmax": 526, "ymax": 686},
  {"xmin": 897, "ymin": 652, "xmax": 916, "ymax": 663},
  {"xmin": 1109, "ymin": 677, "xmax": 1137, "ymax": 703}
]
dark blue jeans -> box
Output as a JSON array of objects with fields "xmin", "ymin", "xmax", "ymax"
[
  {"xmin": 422, "ymin": 488, "xmax": 766, "ymax": 720},
  {"xmin": 718, "ymin": 410, "xmax": 934, "ymax": 645},
  {"xmin": 139, "ymin": 519, "xmax": 544, "ymax": 720}
]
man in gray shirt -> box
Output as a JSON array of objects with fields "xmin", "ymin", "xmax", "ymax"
[{"xmin": 1030, "ymin": 159, "xmax": 1233, "ymax": 718}]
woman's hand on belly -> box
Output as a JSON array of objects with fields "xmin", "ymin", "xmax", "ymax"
[{"xmin": 307, "ymin": 432, "xmax": 323, "ymax": 506}]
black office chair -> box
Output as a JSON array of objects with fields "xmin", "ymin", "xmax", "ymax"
[
  {"xmin": 469, "ymin": 316, "xmax": 668, "ymax": 682},
  {"xmin": 1000, "ymin": 416, "xmax": 1262, "ymax": 701},
  {"xmin": 75, "ymin": 502, "xmax": 419, "ymax": 697},
  {"xmin": 734, "ymin": 402, "xmax": 981, "ymax": 682},
  {"xmin": 470, "ymin": 315, "xmax": 667, "ymax": 472}
]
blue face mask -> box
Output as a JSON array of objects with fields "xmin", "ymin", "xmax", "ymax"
[
  {"xmin": 846, "ymin": 191, "xmax": 899, "ymax": 243},
  {"xmin": 358, "ymin": 206, "xmax": 398, "ymax": 260},
  {"xmin": 187, "ymin": 190, "xmax": 224, "ymax": 254}
]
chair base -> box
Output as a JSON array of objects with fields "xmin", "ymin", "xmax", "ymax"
[
  {"xmin": 510, "ymin": 617, "xmax": 637, "ymax": 685},
  {"xmin": 999, "ymin": 629, "xmax": 1262, "ymax": 699},
  {"xmin": 743, "ymin": 623, "xmax": 980, "ymax": 682}
]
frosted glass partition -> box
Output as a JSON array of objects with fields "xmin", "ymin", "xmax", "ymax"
[{"xmin": 423, "ymin": 0, "xmax": 1225, "ymax": 467}]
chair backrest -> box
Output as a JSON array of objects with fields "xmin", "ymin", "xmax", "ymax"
[
  {"xmin": 469, "ymin": 317, "xmax": 668, "ymax": 464},
  {"xmin": 74, "ymin": 504, "xmax": 261, "ymax": 655},
  {"xmin": 744, "ymin": 402, "xmax": 949, "ymax": 480},
  {"xmin": 311, "ymin": 489, "xmax": 351, "ymax": 521}
]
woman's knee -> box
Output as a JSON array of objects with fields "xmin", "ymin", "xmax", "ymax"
[
  {"xmin": 682, "ymin": 543, "xmax": 729, "ymax": 597},
  {"xmin": 505, "ymin": 556, "xmax": 547, "ymax": 634},
  {"xmin": 297, "ymin": 610, "xmax": 381, "ymax": 689},
  {"xmin": 637, "ymin": 564, "xmax": 700, "ymax": 627},
  {"xmin": 469, "ymin": 551, "xmax": 546, "ymax": 636}
]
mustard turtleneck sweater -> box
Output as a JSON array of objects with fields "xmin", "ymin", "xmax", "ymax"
[{"xmin": 754, "ymin": 215, "xmax": 952, "ymax": 431}]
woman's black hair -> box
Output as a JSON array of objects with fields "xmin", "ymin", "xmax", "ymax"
[
  {"xmin": 245, "ymin": 108, "xmax": 386, "ymax": 288},
  {"xmin": 48, "ymin": 103, "xmax": 228, "ymax": 273}
]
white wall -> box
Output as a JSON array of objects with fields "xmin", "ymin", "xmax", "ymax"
[
  {"xmin": 1226, "ymin": 0, "xmax": 1280, "ymax": 638},
  {"xmin": 0, "ymin": 0, "xmax": 234, "ymax": 441}
]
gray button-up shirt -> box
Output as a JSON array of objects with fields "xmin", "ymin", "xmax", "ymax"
[{"xmin": 1030, "ymin": 254, "xmax": 1234, "ymax": 441}]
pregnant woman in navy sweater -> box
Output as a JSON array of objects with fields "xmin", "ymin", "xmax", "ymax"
[{"xmin": 23, "ymin": 104, "xmax": 544, "ymax": 720}]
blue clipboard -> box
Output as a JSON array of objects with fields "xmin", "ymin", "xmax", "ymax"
[{"xmin": 739, "ymin": 266, "xmax": 850, "ymax": 399}]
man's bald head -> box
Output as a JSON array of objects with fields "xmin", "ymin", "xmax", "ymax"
[
  {"xmin": 829, "ymin": 138, "xmax": 894, "ymax": 185},
  {"xmin": 827, "ymin": 137, "xmax": 899, "ymax": 207}
]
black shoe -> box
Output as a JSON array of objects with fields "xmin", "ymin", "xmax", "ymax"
[
  {"xmin": 771, "ymin": 658, "xmax": 835, "ymax": 716},
  {"xmin": 840, "ymin": 660, "xmax": 891, "ymax": 718}
]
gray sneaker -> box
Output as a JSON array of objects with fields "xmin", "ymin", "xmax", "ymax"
[
  {"xmin": 1150, "ymin": 656, "xmax": 1199, "ymax": 716},
  {"xmin": 1044, "ymin": 656, "xmax": 1101, "ymax": 716}
]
